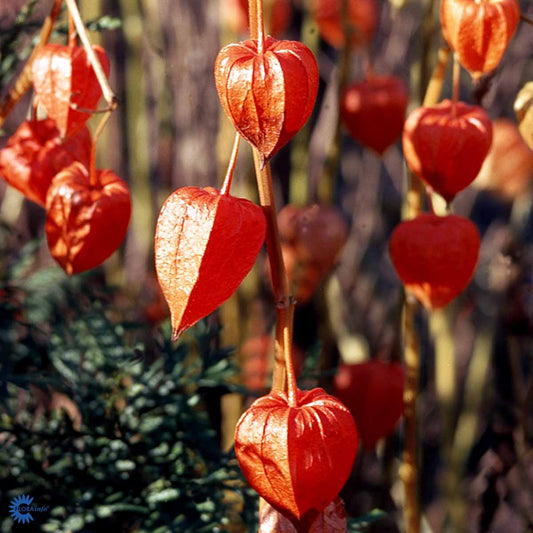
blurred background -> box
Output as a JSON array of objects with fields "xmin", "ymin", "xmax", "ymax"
[{"xmin": 1, "ymin": 0, "xmax": 532, "ymax": 531}]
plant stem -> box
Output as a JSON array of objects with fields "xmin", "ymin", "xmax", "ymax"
[
  {"xmin": 68, "ymin": 10, "xmax": 77, "ymax": 47},
  {"xmin": 252, "ymin": 151, "xmax": 291, "ymax": 392},
  {"xmin": 248, "ymin": 0, "xmax": 291, "ymax": 393},
  {"xmin": 399, "ymin": 295, "xmax": 421, "ymax": 533},
  {"xmin": 89, "ymin": 109, "xmax": 113, "ymax": 187},
  {"xmin": 520, "ymin": 13, "xmax": 533, "ymax": 26},
  {"xmin": 64, "ymin": 0, "xmax": 117, "ymax": 108},
  {"xmin": 0, "ymin": 0, "xmax": 63, "ymax": 127},
  {"xmin": 282, "ymin": 299, "xmax": 297, "ymax": 405},
  {"xmin": 221, "ymin": 132, "xmax": 241, "ymax": 196}
]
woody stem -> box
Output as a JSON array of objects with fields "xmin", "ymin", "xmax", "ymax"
[
  {"xmin": 520, "ymin": 13, "xmax": 533, "ymax": 25},
  {"xmin": 64, "ymin": 0, "xmax": 117, "ymax": 108},
  {"xmin": 283, "ymin": 300, "xmax": 297, "ymax": 405},
  {"xmin": 0, "ymin": 0, "xmax": 63, "ymax": 127},
  {"xmin": 248, "ymin": 0, "xmax": 265, "ymax": 52},
  {"xmin": 221, "ymin": 133, "xmax": 241, "ymax": 196},
  {"xmin": 252, "ymin": 151, "xmax": 291, "ymax": 392}
]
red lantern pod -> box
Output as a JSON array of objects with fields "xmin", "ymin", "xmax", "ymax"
[
  {"xmin": 389, "ymin": 213, "xmax": 480, "ymax": 310},
  {"xmin": 476, "ymin": 118, "xmax": 533, "ymax": 201},
  {"xmin": 402, "ymin": 100, "xmax": 492, "ymax": 203},
  {"xmin": 32, "ymin": 43, "xmax": 110, "ymax": 137},
  {"xmin": 45, "ymin": 162, "xmax": 131, "ymax": 275},
  {"xmin": 341, "ymin": 75, "xmax": 409, "ymax": 155},
  {"xmin": 0, "ymin": 119, "xmax": 91, "ymax": 206},
  {"xmin": 440, "ymin": 0, "xmax": 520, "ymax": 78},
  {"xmin": 214, "ymin": 36, "xmax": 318, "ymax": 164},
  {"xmin": 313, "ymin": 0, "xmax": 379, "ymax": 49},
  {"xmin": 221, "ymin": 0, "xmax": 292, "ymax": 38},
  {"xmin": 235, "ymin": 387, "xmax": 358, "ymax": 529},
  {"xmin": 333, "ymin": 360, "xmax": 404, "ymax": 449},
  {"xmin": 154, "ymin": 186, "xmax": 266, "ymax": 340}
]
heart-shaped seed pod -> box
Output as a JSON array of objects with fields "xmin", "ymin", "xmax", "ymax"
[
  {"xmin": 235, "ymin": 387, "xmax": 358, "ymax": 529},
  {"xmin": 389, "ymin": 213, "xmax": 480, "ymax": 310},
  {"xmin": 259, "ymin": 497, "xmax": 347, "ymax": 532},
  {"xmin": 402, "ymin": 100, "xmax": 492, "ymax": 203},
  {"xmin": 32, "ymin": 43, "xmax": 110, "ymax": 137},
  {"xmin": 333, "ymin": 360, "xmax": 404, "ymax": 449},
  {"xmin": 341, "ymin": 75, "xmax": 409, "ymax": 155},
  {"xmin": 154, "ymin": 186, "xmax": 266, "ymax": 339},
  {"xmin": 313, "ymin": 0, "xmax": 379, "ymax": 49},
  {"xmin": 45, "ymin": 162, "xmax": 131, "ymax": 275},
  {"xmin": 0, "ymin": 119, "xmax": 91, "ymax": 206},
  {"xmin": 440, "ymin": 0, "xmax": 520, "ymax": 78},
  {"xmin": 214, "ymin": 36, "xmax": 318, "ymax": 164}
]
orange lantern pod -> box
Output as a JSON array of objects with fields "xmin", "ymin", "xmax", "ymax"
[
  {"xmin": 154, "ymin": 186, "xmax": 266, "ymax": 340},
  {"xmin": 215, "ymin": 36, "xmax": 318, "ymax": 164},
  {"xmin": 235, "ymin": 387, "xmax": 358, "ymax": 529},
  {"xmin": 32, "ymin": 44, "xmax": 110, "ymax": 137},
  {"xmin": 0, "ymin": 119, "xmax": 91, "ymax": 206},
  {"xmin": 403, "ymin": 99, "xmax": 492, "ymax": 203},
  {"xmin": 313, "ymin": 0, "xmax": 379, "ymax": 48},
  {"xmin": 476, "ymin": 118, "xmax": 533, "ymax": 200},
  {"xmin": 440, "ymin": 0, "xmax": 520, "ymax": 78},
  {"xmin": 389, "ymin": 214, "xmax": 480, "ymax": 310},
  {"xmin": 341, "ymin": 75, "xmax": 409, "ymax": 155},
  {"xmin": 333, "ymin": 360, "xmax": 404, "ymax": 449},
  {"xmin": 45, "ymin": 162, "xmax": 131, "ymax": 275}
]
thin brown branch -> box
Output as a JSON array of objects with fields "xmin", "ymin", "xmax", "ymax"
[
  {"xmin": 520, "ymin": 13, "xmax": 533, "ymax": 26},
  {"xmin": 64, "ymin": 0, "xmax": 117, "ymax": 106},
  {"xmin": 400, "ymin": 295, "xmax": 421, "ymax": 533}
]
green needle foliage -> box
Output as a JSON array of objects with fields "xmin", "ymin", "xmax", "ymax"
[{"xmin": 0, "ymin": 224, "xmax": 256, "ymax": 532}]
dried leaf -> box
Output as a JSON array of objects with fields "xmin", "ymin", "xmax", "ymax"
[
  {"xmin": 403, "ymin": 100, "xmax": 492, "ymax": 203},
  {"xmin": 154, "ymin": 186, "xmax": 266, "ymax": 339},
  {"xmin": 515, "ymin": 82, "xmax": 533, "ymax": 151},
  {"xmin": 32, "ymin": 43, "xmax": 110, "ymax": 137},
  {"xmin": 215, "ymin": 36, "xmax": 318, "ymax": 163},
  {"xmin": 341, "ymin": 75, "xmax": 408, "ymax": 155},
  {"xmin": 333, "ymin": 361, "xmax": 404, "ymax": 449},
  {"xmin": 45, "ymin": 162, "xmax": 131, "ymax": 275},
  {"xmin": 260, "ymin": 497, "xmax": 347, "ymax": 532},
  {"xmin": 440, "ymin": 0, "xmax": 520, "ymax": 78},
  {"xmin": 0, "ymin": 119, "xmax": 91, "ymax": 206},
  {"xmin": 235, "ymin": 387, "xmax": 358, "ymax": 529},
  {"xmin": 389, "ymin": 214, "xmax": 480, "ymax": 310}
]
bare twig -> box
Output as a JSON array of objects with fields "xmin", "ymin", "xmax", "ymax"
[{"xmin": 63, "ymin": 0, "xmax": 117, "ymax": 108}]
